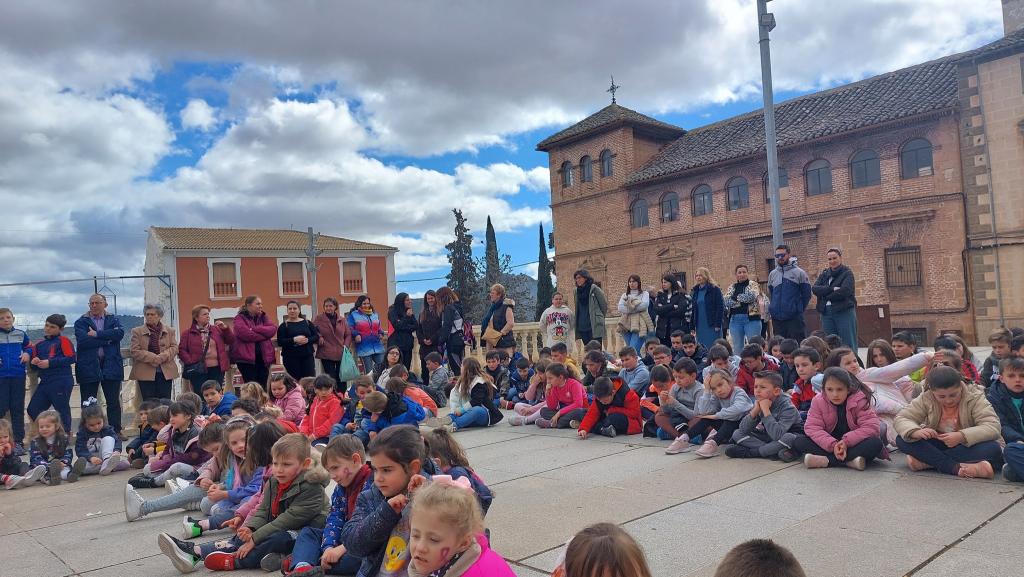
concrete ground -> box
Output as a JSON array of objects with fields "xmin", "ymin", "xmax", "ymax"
[{"xmin": 3, "ymin": 418, "xmax": 1023, "ymax": 577}]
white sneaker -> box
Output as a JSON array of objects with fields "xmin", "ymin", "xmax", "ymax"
[
  {"xmin": 165, "ymin": 478, "xmax": 188, "ymax": 494},
  {"xmin": 508, "ymin": 415, "xmax": 525, "ymax": 426},
  {"xmin": 423, "ymin": 415, "xmax": 452, "ymax": 428},
  {"xmin": 100, "ymin": 453, "xmax": 122, "ymax": 476},
  {"xmin": 694, "ymin": 439, "xmax": 719, "ymax": 458},
  {"xmin": 665, "ymin": 436, "xmax": 692, "ymax": 455},
  {"xmin": 125, "ymin": 484, "xmax": 145, "ymax": 522},
  {"xmin": 25, "ymin": 464, "xmax": 47, "ymax": 485}
]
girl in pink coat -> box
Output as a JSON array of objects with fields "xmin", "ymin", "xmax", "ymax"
[
  {"xmin": 791, "ymin": 367, "xmax": 887, "ymax": 470},
  {"xmin": 408, "ymin": 476, "xmax": 514, "ymax": 577},
  {"xmin": 268, "ymin": 373, "xmax": 307, "ymax": 425}
]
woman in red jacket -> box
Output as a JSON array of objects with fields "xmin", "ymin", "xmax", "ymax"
[
  {"xmin": 178, "ymin": 305, "xmax": 235, "ymax": 392},
  {"xmin": 577, "ymin": 376, "xmax": 641, "ymax": 439},
  {"xmin": 229, "ymin": 296, "xmax": 277, "ymax": 388}
]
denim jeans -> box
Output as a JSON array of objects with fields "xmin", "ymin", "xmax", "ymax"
[
  {"xmin": 198, "ymin": 531, "xmax": 295, "ymax": 569},
  {"xmin": 1004, "ymin": 443, "xmax": 1024, "ymax": 480},
  {"xmin": 895, "ymin": 437, "xmax": 1003, "ymax": 476},
  {"xmin": 821, "ymin": 306, "xmax": 858, "ymax": 349},
  {"xmin": 624, "ymin": 332, "xmax": 645, "ymax": 355},
  {"xmin": 360, "ymin": 353, "xmax": 385, "ymax": 375},
  {"xmin": 453, "ymin": 406, "xmax": 490, "ymax": 430},
  {"xmin": 728, "ymin": 314, "xmax": 763, "ymax": 356},
  {"xmin": 290, "ymin": 526, "xmax": 363, "ymax": 575}
]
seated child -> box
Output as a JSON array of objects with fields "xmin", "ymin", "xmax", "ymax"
[
  {"xmin": 434, "ymin": 357, "xmax": 503, "ymax": 432},
  {"xmin": 501, "ymin": 356, "xmax": 535, "ymax": 409},
  {"xmin": 536, "ymin": 362, "xmax": 588, "ymax": 429},
  {"xmin": 269, "ymin": 373, "xmax": 307, "ymax": 426},
  {"xmin": 75, "ymin": 398, "xmax": 129, "ymax": 476},
  {"xmin": 639, "ymin": 365, "xmax": 671, "ymax": 437},
  {"xmin": 713, "ymin": 539, "xmax": 806, "ymax": 577},
  {"xmin": 576, "ymin": 376, "xmax": 641, "ymax": 439},
  {"xmin": 934, "ymin": 335, "xmax": 979, "ymax": 384},
  {"xmin": 777, "ymin": 339, "xmax": 800, "ymax": 391},
  {"xmin": 581, "ymin": 350, "xmax": 617, "ymax": 396},
  {"xmin": 408, "ymin": 479, "xmax": 516, "ymax": 576},
  {"xmin": 201, "ymin": 379, "xmax": 238, "ymax": 420},
  {"xmin": 650, "ymin": 345, "xmax": 674, "ymax": 368},
  {"xmin": 767, "ymin": 335, "xmax": 784, "ymax": 362},
  {"xmin": 791, "ymin": 367, "xmax": 885, "ymax": 470},
  {"xmin": 661, "ymin": 358, "xmax": 705, "ymax": 453},
  {"xmin": 231, "ymin": 398, "xmax": 260, "ymax": 418},
  {"xmin": 618, "ymin": 347, "xmax": 651, "ymax": 396},
  {"xmin": 790, "ymin": 347, "xmax": 823, "ymax": 417},
  {"xmin": 158, "ymin": 433, "xmax": 330, "ymax": 572},
  {"xmin": 890, "ymin": 331, "xmax": 924, "ymax": 384},
  {"xmin": 136, "ymin": 405, "xmax": 170, "ymax": 468},
  {"xmin": 727, "ymin": 372, "xmax": 801, "ymax": 460},
  {"xmin": 701, "ymin": 344, "xmax": 738, "ymax": 383},
  {"xmin": 286, "ymin": 434, "xmax": 372, "ymax": 576},
  {"xmin": 300, "ymin": 375, "xmax": 343, "ymax": 446},
  {"xmin": 509, "ymin": 360, "xmax": 550, "ymax": 426},
  {"xmin": 538, "ymin": 346, "xmax": 553, "ymax": 362},
  {"xmin": 238, "ymin": 381, "xmax": 270, "ymax": 413},
  {"xmin": 990, "ymin": 358, "xmax": 1024, "ymax": 482},
  {"xmin": 332, "ymin": 376, "xmax": 375, "ymax": 438},
  {"xmin": 550, "ymin": 342, "xmax": 581, "ymax": 379},
  {"xmin": 981, "ymin": 327, "xmax": 1013, "ymax": 388},
  {"xmin": 426, "ymin": 428, "xmax": 494, "ymax": 515},
  {"xmin": 388, "ymin": 377, "xmax": 437, "ymax": 418},
  {"xmin": 672, "ymin": 332, "xmax": 707, "ymax": 368},
  {"xmin": 640, "ymin": 337, "xmax": 661, "ymax": 369},
  {"xmin": 129, "ymin": 401, "xmax": 211, "ymax": 489},
  {"xmin": 484, "ymin": 350, "xmax": 511, "ymax": 398},
  {"xmin": 552, "ymin": 523, "xmax": 653, "ymax": 577},
  {"xmin": 423, "ymin": 352, "xmax": 451, "ymax": 408},
  {"xmin": 374, "ymin": 379, "xmax": 428, "ymax": 429},
  {"xmin": 1, "ymin": 417, "xmax": 46, "ymax": 489},
  {"xmin": 691, "ymin": 369, "xmax": 755, "ymax": 458},
  {"xmin": 30, "ymin": 409, "xmax": 82, "ymax": 484},
  {"xmin": 127, "ymin": 401, "xmax": 161, "ymax": 469},
  {"xmin": 255, "ymin": 408, "xmax": 299, "ymax": 434},
  {"xmin": 894, "ymin": 365, "xmax": 1002, "ymax": 478},
  {"xmin": 736, "ymin": 344, "xmax": 780, "ymax": 395}
]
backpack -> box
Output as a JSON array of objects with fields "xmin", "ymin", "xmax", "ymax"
[{"xmin": 462, "ymin": 318, "xmax": 475, "ymax": 348}]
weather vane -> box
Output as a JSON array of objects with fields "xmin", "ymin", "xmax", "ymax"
[{"xmin": 607, "ymin": 75, "xmax": 620, "ymax": 104}]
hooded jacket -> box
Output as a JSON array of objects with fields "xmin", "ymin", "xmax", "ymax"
[
  {"xmin": 579, "ymin": 377, "xmax": 641, "ymax": 435},
  {"xmin": 73, "ymin": 313, "xmax": 125, "ymax": 382},
  {"xmin": 812, "ymin": 264, "xmax": 857, "ymax": 314},
  {"xmin": 321, "ymin": 463, "xmax": 373, "ymax": 553},
  {"xmin": 768, "ymin": 261, "xmax": 812, "ymax": 321},
  {"xmin": 987, "ymin": 380, "xmax": 1024, "ymax": 444},
  {"xmin": 300, "ymin": 393, "xmax": 344, "ymax": 439},
  {"xmin": 178, "ymin": 321, "xmax": 235, "ymax": 373},
  {"xmin": 695, "ymin": 386, "xmax": 753, "ymax": 421},
  {"xmin": 272, "ymin": 385, "xmax": 307, "ymax": 425},
  {"xmin": 0, "ymin": 325, "xmax": 30, "ymax": 379},
  {"xmin": 246, "ymin": 467, "xmax": 330, "ymax": 544},
  {"xmin": 894, "ymin": 383, "xmax": 1002, "ymax": 446},
  {"xmin": 804, "ymin": 390, "xmax": 884, "ymax": 455},
  {"xmin": 230, "ymin": 311, "xmax": 277, "ymax": 366},
  {"xmin": 348, "ymin": 309, "xmax": 385, "ymax": 358},
  {"xmin": 361, "ymin": 393, "xmax": 427, "ymax": 433},
  {"xmin": 408, "ymin": 534, "xmax": 515, "ymax": 577}
]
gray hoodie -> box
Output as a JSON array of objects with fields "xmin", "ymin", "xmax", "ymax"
[
  {"xmin": 695, "ymin": 386, "xmax": 753, "ymax": 421},
  {"xmin": 737, "ymin": 393, "xmax": 801, "ymax": 441},
  {"xmin": 661, "ymin": 381, "xmax": 704, "ymax": 420}
]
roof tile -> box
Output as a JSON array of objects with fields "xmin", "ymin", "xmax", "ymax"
[{"xmin": 150, "ymin": 227, "xmax": 395, "ymax": 252}]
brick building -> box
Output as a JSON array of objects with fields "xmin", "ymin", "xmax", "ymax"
[{"xmin": 539, "ymin": 23, "xmax": 1024, "ymax": 345}]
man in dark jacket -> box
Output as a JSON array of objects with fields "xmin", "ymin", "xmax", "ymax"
[
  {"xmin": 74, "ymin": 294, "xmax": 125, "ymax": 435},
  {"xmin": 768, "ymin": 245, "xmax": 812, "ymax": 340},
  {"xmin": 812, "ymin": 248, "xmax": 858, "ymax": 349}
]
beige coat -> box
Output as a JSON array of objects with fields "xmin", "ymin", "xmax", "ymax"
[
  {"xmin": 893, "ymin": 383, "xmax": 1002, "ymax": 446},
  {"xmin": 129, "ymin": 324, "xmax": 180, "ymax": 381}
]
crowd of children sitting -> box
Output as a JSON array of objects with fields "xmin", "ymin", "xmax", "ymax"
[{"xmin": 4, "ymin": 299, "xmax": 1024, "ymax": 577}]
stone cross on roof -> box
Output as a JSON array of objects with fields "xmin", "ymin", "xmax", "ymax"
[{"xmin": 607, "ymin": 75, "xmax": 620, "ymax": 104}]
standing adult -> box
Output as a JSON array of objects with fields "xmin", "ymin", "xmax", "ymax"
[
  {"xmin": 74, "ymin": 293, "xmax": 125, "ymax": 435},
  {"xmin": 313, "ymin": 297, "xmax": 352, "ymax": 385},
  {"xmin": 618, "ymin": 275, "xmax": 653, "ymax": 353},
  {"xmin": 417, "ymin": 290, "xmax": 441, "ymax": 378},
  {"xmin": 724, "ymin": 265, "xmax": 764, "ymax": 354},
  {"xmin": 538, "ymin": 292, "xmax": 575, "ymax": 348},
  {"xmin": 767, "ymin": 244, "xmax": 812, "ymax": 340},
  {"xmin": 436, "ymin": 287, "xmax": 465, "ymax": 376},
  {"xmin": 387, "ymin": 292, "xmax": 419, "ymax": 371},
  {"xmin": 0, "ymin": 307, "xmax": 30, "ymax": 451},
  {"xmin": 129, "ymin": 304, "xmax": 178, "ymax": 401},
  {"xmin": 653, "ymin": 273, "xmax": 691, "ymax": 348},
  {"xmin": 230, "ymin": 295, "xmax": 277, "ymax": 386},
  {"xmin": 481, "ymin": 284, "xmax": 516, "ymax": 355},
  {"xmin": 812, "ymin": 248, "xmax": 858, "ymax": 349},
  {"xmin": 691, "ymin": 267, "xmax": 725, "ymax": 350},
  {"xmin": 573, "ymin": 270, "xmax": 607, "ymax": 346},
  {"xmin": 178, "ymin": 305, "xmax": 233, "ymax": 392},
  {"xmin": 348, "ymin": 295, "xmax": 386, "ymax": 374},
  {"xmin": 277, "ymin": 300, "xmax": 319, "ymax": 380}
]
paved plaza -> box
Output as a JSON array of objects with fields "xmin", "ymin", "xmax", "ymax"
[{"xmin": 3, "ymin": 415, "xmax": 1024, "ymax": 577}]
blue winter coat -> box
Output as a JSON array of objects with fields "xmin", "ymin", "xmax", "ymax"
[
  {"xmin": 341, "ymin": 471, "xmax": 432, "ymax": 577},
  {"xmin": 322, "ymin": 465, "xmax": 373, "ymax": 552},
  {"xmin": 447, "ymin": 465, "xmax": 493, "ymax": 515},
  {"xmin": 75, "ymin": 424, "xmax": 123, "ymax": 459},
  {"xmin": 31, "ymin": 335, "xmax": 76, "ymax": 389},
  {"xmin": 126, "ymin": 425, "xmax": 159, "ymax": 455},
  {"xmin": 31, "ymin": 433, "xmax": 73, "ymax": 466},
  {"xmin": 0, "ymin": 326, "xmax": 30, "ymax": 378},
  {"xmin": 987, "ymin": 381, "xmax": 1024, "ymax": 444},
  {"xmin": 204, "ymin": 392, "xmax": 238, "ymax": 417},
  {"xmin": 74, "ymin": 314, "xmax": 125, "ymax": 382},
  {"xmin": 768, "ymin": 262, "xmax": 812, "ymax": 321},
  {"xmin": 691, "ymin": 284, "xmax": 725, "ymax": 330},
  {"xmin": 360, "ymin": 394, "xmax": 426, "ymax": 434}
]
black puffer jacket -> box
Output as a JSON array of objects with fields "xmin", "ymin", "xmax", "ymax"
[
  {"xmin": 653, "ymin": 291, "xmax": 693, "ymax": 341},
  {"xmin": 812, "ymin": 264, "xmax": 856, "ymax": 314}
]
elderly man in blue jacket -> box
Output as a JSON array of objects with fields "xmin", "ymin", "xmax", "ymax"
[{"xmin": 74, "ymin": 294, "xmax": 126, "ymax": 435}]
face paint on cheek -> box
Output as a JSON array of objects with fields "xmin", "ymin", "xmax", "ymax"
[{"xmin": 440, "ymin": 547, "xmax": 450, "ymax": 562}]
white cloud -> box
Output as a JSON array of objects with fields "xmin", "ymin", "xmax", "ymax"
[{"xmin": 181, "ymin": 99, "xmax": 218, "ymax": 131}]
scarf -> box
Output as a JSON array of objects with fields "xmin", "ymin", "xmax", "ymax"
[
  {"xmin": 576, "ymin": 279, "xmax": 593, "ymax": 302},
  {"xmin": 346, "ymin": 464, "xmax": 373, "ymax": 518},
  {"xmin": 148, "ymin": 323, "xmax": 163, "ymax": 355},
  {"xmin": 271, "ymin": 478, "xmax": 294, "ymax": 518}
]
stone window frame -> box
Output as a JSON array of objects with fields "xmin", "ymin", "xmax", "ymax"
[
  {"xmin": 560, "ymin": 161, "xmax": 574, "ymax": 187},
  {"xmin": 580, "ymin": 155, "xmax": 593, "ymax": 182},
  {"xmin": 899, "ymin": 138, "xmax": 934, "ymax": 179},
  {"xmin": 630, "ymin": 197, "xmax": 650, "ymax": 229},
  {"xmin": 600, "ymin": 149, "xmax": 614, "ymax": 177},
  {"xmin": 660, "ymin": 191, "xmax": 680, "ymax": 222}
]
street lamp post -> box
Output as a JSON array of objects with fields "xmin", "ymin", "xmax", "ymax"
[{"xmin": 757, "ymin": 0, "xmax": 784, "ymax": 249}]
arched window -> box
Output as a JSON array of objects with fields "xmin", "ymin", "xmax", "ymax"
[
  {"xmin": 580, "ymin": 155, "xmax": 593, "ymax": 183},
  {"xmin": 763, "ymin": 168, "xmax": 788, "ymax": 203},
  {"xmin": 600, "ymin": 149, "xmax": 614, "ymax": 177},
  {"xmin": 660, "ymin": 192, "xmax": 679, "ymax": 222},
  {"xmin": 727, "ymin": 177, "xmax": 749, "ymax": 211},
  {"xmin": 692, "ymin": 184, "xmax": 713, "ymax": 216},
  {"xmin": 805, "ymin": 159, "xmax": 833, "ymax": 196},
  {"xmin": 900, "ymin": 138, "xmax": 933, "ymax": 179},
  {"xmin": 630, "ymin": 198, "xmax": 649, "ymax": 228},
  {"xmin": 560, "ymin": 161, "xmax": 573, "ymax": 187},
  {"xmin": 850, "ymin": 150, "xmax": 881, "ymax": 188}
]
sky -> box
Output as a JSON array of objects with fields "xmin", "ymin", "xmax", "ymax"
[{"xmin": 0, "ymin": 0, "xmax": 1005, "ymax": 329}]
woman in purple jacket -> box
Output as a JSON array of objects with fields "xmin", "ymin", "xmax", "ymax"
[{"xmin": 230, "ymin": 296, "xmax": 277, "ymax": 387}]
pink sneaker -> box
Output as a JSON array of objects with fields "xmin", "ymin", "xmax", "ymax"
[
  {"xmin": 508, "ymin": 415, "xmax": 525, "ymax": 426},
  {"xmin": 804, "ymin": 454, "xmax": 829, "ymax": 469},
  {"xmin": 665, "ymin": 435, "xmax": 691, "ymax": 455},
  {"xmin": 536, "ymin": 418, "xmax": 554, "ymax": 429},
  {"xmin": 695, "ymin": 439, "xmax": 719, "ymax": 458}
]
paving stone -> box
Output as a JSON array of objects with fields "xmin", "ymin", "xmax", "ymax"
[
  {"xmin": 912, "ymin": 547, "xmax": 1024, "ymax": 576},
  {"xmin": 0, "ymin": 532, "xmax": 72, "ymax": 577},
  {"xmin": 510, "ymin": 563, "xmax": 553, "ymax": 577},
  {"xmin": 0, "ymin": 511, "xmax": 22, "ymax": 537},
  {"xmin": 4, "ymin": 478, "xmax": 130, "ymax": 530},
  {"xmin": 436, "ymin": 426, "xmax": 532, "ymax": 449},
  {"xmin": 956, "ymin": 494, "xmax": 1024, "ymax": 555},
  {"xmin": 78, "ymin": 553, "xmax": 267, "ymax": 576},
  {"xmin": 467, "ymin": 433, "xmax": 632, "ymax": 477}
]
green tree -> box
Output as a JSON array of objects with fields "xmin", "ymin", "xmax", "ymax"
[
  {"xmin": 535, "ymin": 224, "xmax": 554, "ymax": 321},
  {"xmin": 445, "ymin": 209, "xmax": 482, "ymax": 320},
  {"xmin": 483, "ymin": 216, "xmax": 500, "ymax": 290}
]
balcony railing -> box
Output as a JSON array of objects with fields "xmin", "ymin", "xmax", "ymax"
[
  {"xmin": 213, "ymin": 281, "xmax": 238, "ymax": 297},
  {"xmin": 282, "ymin": 280, "xmax": 305, "ymax": 295}
]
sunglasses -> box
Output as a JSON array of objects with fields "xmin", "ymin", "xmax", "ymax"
[{"xmin": 775, "ymin": 253, "xmax": 787, "ymax": 259}]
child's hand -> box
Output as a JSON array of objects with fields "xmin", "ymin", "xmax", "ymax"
[
  {"xmin": 757, "ymin": 399, "xmax": 773, "ymax": 415},
  {"xmin": 913, "ymin": 428, "xmax": 939, "ymax": 440},
  {"xmin": 221, "ymin": 516, "xmax": 243, "ymax": 530},
  {"xmin": 833, "ymin": 441, "xmax": 846, "ymax": 460},
  {"xmin": 577, "ymin": 429, "xmax": 588, "ymax": 440},
  {"xmin": 35, "ymin": 359, "xmax": 50, "ymax": 369},
  {"xmin": 937, "ymin": 431, "xmax": 965, "ymax": 448},
  {"xmin": 345, "ymin": 422, "xmax": 356, "ymax": 431},
  {"xmin": 207, "ymin": 414, "xmax": 221, "ymax": 423},
  {"xmin": 388, "ymin": 494, "xmax": 409, "ymax": 513},
  {"xmin": 208, "ymin": 488, "xmax": 229, "ymax": 502},
  {"xmin": 658, "ymin": 391, "xmax": 672, "ymax": 405},
  {"xmin": 236, "ymin": 539, "xmax": 255, "ymax": 559},
  {"xmin": 368, "ymin": 431, "xmax": 377, "ymax": 440},
  {"xmin": 19, "ymin": 352, "xmax": 29, "ymax": 364},
  {"xmin": 142, "ymin": 443, "xmax": 155, "ymax": 456},
  {"xmin": 236, "ymin": 526, "xmax": 253, "ymax": 542},
  {"xmin": 749, "ymin": 403, "xmax": 761, "ymax": 418},
  {"xmin": 370, "ymin": 414, "xmax": 379, "ymax": 422},
  {"xmin": 407, "ymin": 474, "xmax": 427, "ymax": 494},
  {"xmin": 198, "ymin": 477, "xmax": 214, "ymax": 490},
  {"xmin": 321, "ymin": 544, "xmax": 347, "ymax": 567},
  {"xmin": 89, "ymin": 457, "xmax": 102, "ymax": 465}
]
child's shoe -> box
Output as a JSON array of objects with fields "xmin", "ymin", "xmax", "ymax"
[
  {"xmin": 599, "ymin": 424, "xmax": 617, "ymax": 438},
  {"xmin": 287, "ymin": 566, "xmax": 325, "ymax": 576},
  {"xmin": 665, "ymin": 435, "xmax": 691, "ymax": 455},
  {"xmin": 959, "ymin": 460, "xmax": 995, "ymax": 479},
  {"xmin": 423, "ymin": 415, "xmax": 452, "ymax": 428},
  {"xmin": 100, "ymin": 453, "xmax": 122, "ymax": 475},
  {"xmin": 166, "ymin": 477, "xmax": 186, "ymax": 494},
  {"xmin": 535, "ymin": 418, "xmax": 554, "ymax": 429},
  {"xmin": 12, "ymin": 442, "xmax": 26, "ymax": 457},
  {"xmin": 508, "ymin": 415, "xmax": 525, "ymax": 426},
  {"xmin": 906, "ymin": 455, "xmax": 931, "ymax": 472},
  {"xmin": 442, "ymin": 422, "xmax": 458, "ymax": 434},
  {"xmin": 724, "ymin": 445, "xmax": 756, "ymax": 459},
  {"xmin": 205, "ymin": 550, "xmax": 236, "ymax": 571},
  {"xmin": 259, "ymin": 552, "xmax": 284, "ymax": 572},
  {"xmin": 846, "ymin": 456, "xmax": 867, "ymax": 471},
  {"xmin": 125, "ymin": 484, "xmax": 146, "ymax": 521},
  {"xmin": 157, "ymin": 532, "xmax": 199, "ymax": 573},
  {"xmin": 569, "ymin": 419, "xmax": 580, "ymax": 430},
  {"xmin": 47, "ymin": 459, "xmax": 64, "ymax": 486},
  {"xmin": 777, "ymin": 448, "xmax": 799, "ymax": 462},
  {"xmin": 66, "ymin": 457, "xmax": 87, "ymax": 483},
  {"xmin": 1003, "ymin": 463, "xmax": 1021, "ymax": 482},
  {"xmin": 182, "ymin": 516, "xmax": 203, "ymax": 538},
  {"xmin": 694, "ymin": 439, "xmax": 719, "ymax": 458},
  {"xmin": 803, "ymin": 454, "xmax": 829, "ymax": 469},
  {"xmin": 129, "ymin": 473, "xmax": 160, "ymax": 489}
]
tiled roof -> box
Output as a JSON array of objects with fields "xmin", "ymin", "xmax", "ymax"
[
  {"xmin": 150, "ymin": 227, "xmax": 395, "ymax": 252},
  {"xmin": 535, "ymin": 103, "xmax": 684, "ymax": 150},
  {"xmin": 593, "ymin": 29, "xmax": 1024, "ymax": 185}
]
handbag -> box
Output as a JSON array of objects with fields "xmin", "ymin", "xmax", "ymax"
[
  {"xmin": 482, "ymin": 315, "xmax": 503, "ymax": 348},
  {"xmin": 183, "ymin": 332, "xmax": 211, "ymax": 382},
  {"xmin": 339, "ymin": 347, "xmax": 361, "ymax": 382}
]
